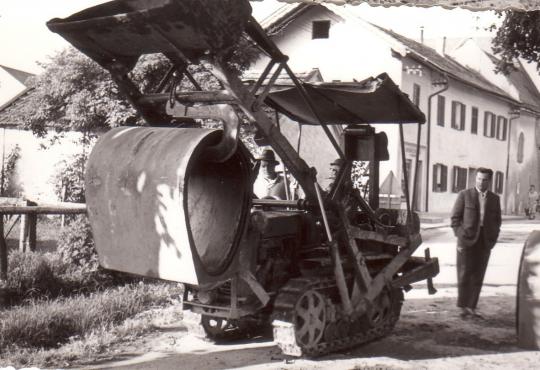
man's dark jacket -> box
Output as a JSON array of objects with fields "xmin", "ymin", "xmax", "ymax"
[{"xmin": 451, "ymin": 188, "xmax": 502, "ymax": 248}]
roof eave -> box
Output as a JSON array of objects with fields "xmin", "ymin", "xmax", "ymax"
[{"xmin": 402, "ymin": 51, "xmax": 520, "ymax": 107}]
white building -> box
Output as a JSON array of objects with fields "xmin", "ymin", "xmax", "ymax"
[
  {"xmin": 0, "ymin": 66, "xmax": 84, "ymax": 201},
  {"xmin": 251, "ymin": 3, "xmax": 540, "ymax": 214}
]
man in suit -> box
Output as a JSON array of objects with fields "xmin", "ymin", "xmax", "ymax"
[{"xmin": 451, "ymin": 167, "xmax": 502, "ymax": 319}]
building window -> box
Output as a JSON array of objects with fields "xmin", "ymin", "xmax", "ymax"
[
  {"xmin": 496, "ymin": 116, "xmax": 508, "ymax": 141},
  {"xmin": 483, "ymin": 111, "xmax": 496, "ymax": 138},
  {"xmin": 451, "ymin": 101, "xmax": 466, "ymax": 131},
  {"xmin": 452, "ymin": 166, "xmax": 467, "ymax": 193},
  {"xmin": 471, "ymin": 107, "xmax": 478, "ymax": 134},
  {"xmin": 432, "ymin": 163, "xmax": 448, "ymax": 192},
  {"xmin": 494, "ymin": 171, "xmax": 504, "ymax": 194},
  {"xmin": 312, "ymin": 20, "xmax": 330, "ymax": 39},
  {"xmin": 517, "ymin": 132, "xmax": 525, "ymax": 163},
  {"xmin": 437, "ymin": 95, "xmax": 446, "ymax": 127},
  {"xmin": 412, "ymin": 84, "xmax": 421, "ymax": 107}
]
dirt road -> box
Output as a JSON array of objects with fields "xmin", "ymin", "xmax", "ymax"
[
  {"xmin": 77, "ymin": 221, "xmax": 540, "ymax": 370},
  {"xmin": 77, "ymin": 287, "xmax": 540, "ymax": 370}
]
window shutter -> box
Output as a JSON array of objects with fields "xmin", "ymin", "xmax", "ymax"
[
  {"xmin": 459, "ymin": 168, "xmax": 467, "ymax": 190},
  {"xmin": 437, "ymin": 96, "xmax": 445, "ymax": 126},
  {"xmin": 432, "ymin": 164, "xmax": 438, "ymax": 191},
  {"xmin": 413, "ymin": 84, "xmax": 421, "ymax": 106},
  {"xmin": 451, "ymin": 101, "xmax": 457, "ymax": 129},
  {"xmin": 484, "ymin": 112, "xmax": 488, "ymax": 136},
  {"xmin": 460, "ymin": 103, "xmax": 466, "ymax": 130},
  {"xmin": 442, "ymin": 165, "xmax": 448, "ymax": 192},
  {"xmin": 491, "ymin": 114, "xmax": 496, "ymax": 138},
  {"xmin": 471, "ymin": 107, "xmax": 478, "ymax": 134},
  {"xmin": 498, "ymin": 171, "xmax": 504, "ymax": 193},
  {"xmin": 452, "ymin": 166, "xmax": 458, "ymax": 192}
]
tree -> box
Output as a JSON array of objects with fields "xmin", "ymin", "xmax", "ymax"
[
  {"xmin": 5, "ymin": 47, "xmax": 171, "ymax": 136},
  {"xmin": 6, "ymin": 39, "xmax": 257, "ymax": 136},
  {"xmin": 492, "ymin": 10, "xmax": 540, "ymax": 74}
]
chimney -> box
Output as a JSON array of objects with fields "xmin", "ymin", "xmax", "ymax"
[{"xmin": 420, "ymin": 26, "xmax": 424, "ymax": 44}]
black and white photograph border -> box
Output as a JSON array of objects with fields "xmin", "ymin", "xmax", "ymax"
[{"xmin": 1, "ymin": 1, "xmax": 540, "ymax": 369}]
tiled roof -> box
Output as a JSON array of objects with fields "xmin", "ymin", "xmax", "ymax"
[
  {"xmin": 0, "ymin": 65, "xmax": 34, "ymax": 87},
  {"xmin": 0, "ymin": 88, "xmax": 33, "ymax": 127},
  {"xmin": 258, "ymin": 2, "xmax": 310, "ymax": 34},
  {"xmin": 485, "ymin": 53, "xmax": 540, "ymax": 112},
  {"xmin": 371, "ymin": 26, "xmax": 516, "ymax": 103}
]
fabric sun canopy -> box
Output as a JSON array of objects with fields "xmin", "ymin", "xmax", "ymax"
[{"xmin": 264, "ymin": 73, "xmax": 425, "ymax": 125}]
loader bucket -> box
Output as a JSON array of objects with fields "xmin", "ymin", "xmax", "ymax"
[
  {"xmin": 46, "ymin": 0, "xmax": 252, "ymax": 65},
  {"xmin": 85, "ymin": 127, "xmax": 252, "ymax": 285}
]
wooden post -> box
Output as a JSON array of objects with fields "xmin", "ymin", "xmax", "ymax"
[
  {"xmin": 25, "ymin": 200, "xmax": 37, "ymax": 252},
  {"xmin": 19, "ymin": 214, "xmax": 28, "ymax": 252},
  {"xmin": 0, "ymin": 214, "xmax": 7, "ymax": 281},
  {"xmin": 28, "ymin": 214, "xmax": 37, "ymax": 252}
]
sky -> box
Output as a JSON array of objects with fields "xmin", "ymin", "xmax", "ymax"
[{"xmin": 0, "ymin": 0, "xmax": 506, "ymax": 74}]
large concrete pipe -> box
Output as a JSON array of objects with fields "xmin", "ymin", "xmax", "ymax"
[
  {"xmin": 517, "ymin": 230, "xmax": 540, "ymax": 349},
  {"xmin": 85, "ymin": 127, "xmax": 252, "ymax": 285}
]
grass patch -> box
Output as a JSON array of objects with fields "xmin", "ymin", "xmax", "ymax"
[
  {"xmin": 0, "ymin": 282, "xmax": 182, "ymax": 368},
  {"xmin": 1, "ymin": 250, "xmax": 141, "ymax": 306}
]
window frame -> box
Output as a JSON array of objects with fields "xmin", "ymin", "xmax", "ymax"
[
  {"xmin": 312, "ymin": 20, "xmax": 331, "ymax": 39},
  {"xmin": 496, "ymin": 116, "xmax": 508, "ymax": 141},
  {"xmin": 483, "ymin": 111, "xmax": 496, "ymax": 138},
  {"xmin": 451, "ymin": 101, "xmax": 466, "ymax": 131},
  {"xmin": 432, "ymin": 163, "xmax": 448, "ymax": 192},
  {"xmin": 452, "ymin": 166, "xmax": 467, "ymax": 193}
]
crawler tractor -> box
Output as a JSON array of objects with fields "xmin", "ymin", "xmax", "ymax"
[{"xmin": 48, "ymin": 0, "xmax": 439, "ymax": 356}]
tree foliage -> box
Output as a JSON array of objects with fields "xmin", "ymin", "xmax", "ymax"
[
  {"xmin": 7, "ymin": 39, "xmax": 258, "ymax": 136},
  {"xmin": 1, "ymin": 144, "xmax": 22, "ymax": 196},
  {"xmin": 492, "ymin": 10, "xmax": 540, "ymax": 74},
  {"xmin": 52, "ymin": 149, "xmax": 88, "ymax": 203},
  {"xmin": 6, "ymin": 48, "xmax": 171, "ymax": 136}
]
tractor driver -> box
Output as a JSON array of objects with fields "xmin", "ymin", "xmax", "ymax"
[{"xmin": 253, "ymin": 149, "xmax": 287, "ymax": 200}]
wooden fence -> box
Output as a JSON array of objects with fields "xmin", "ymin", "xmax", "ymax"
[{"xmin": 0, "ymin": 197, "xmax": 87, "ymax": 281}]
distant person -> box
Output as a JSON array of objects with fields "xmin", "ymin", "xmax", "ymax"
[
  {"xmin": 451, "ymin": 167, "xmax": 502, "ymax": 319},
  {"xmin": 527, "ymin": 185, "xmax": 539, "ymax": 218},
  {"xmin": 253, "ymin": 149, "xmax": 287, "ymax": 200}
]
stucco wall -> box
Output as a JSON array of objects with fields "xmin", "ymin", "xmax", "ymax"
[
  {"xmin": 427, "ymin": 79, "xmax": 511, "ymax": 212},
  {"xmin": 397, "ymin": 57, "xmax": 439, "ymax": 211},
  {"xmin": 252, "ymin": 6, "xmax": 402, "ymax": 83},
  {"xmin": 0, "ymin": 128, "xmax": 84, "ymax": 202},
  {"xmin": 505, "ymin": 112, "xmax": 540, "ymax": 214}
]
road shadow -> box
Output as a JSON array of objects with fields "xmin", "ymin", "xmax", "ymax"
[
  {"xmin": 84, "ymin": 295, "xmax": 521, "ymax": 370},
  {"xmin": 331, "ymin": 295, "xmax": 520, "ymax": 361}
]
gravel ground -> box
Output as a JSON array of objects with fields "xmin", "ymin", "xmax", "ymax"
[{"xmin": 73, "ymin": 285, "xmax": 540, "ymax": 370}]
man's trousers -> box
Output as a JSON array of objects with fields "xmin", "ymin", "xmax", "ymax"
[{"xmin": 456, "ymin": 231, "xmax": 491, "ymax": 309}]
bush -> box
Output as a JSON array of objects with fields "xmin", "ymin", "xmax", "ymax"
[
  {"xmin": 1, "ymin": 251, "xmax": 66, "ymax": 303},
  {"xmin": 57, "ymin": 215, "xmax": 98, "ymax": 273}
]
